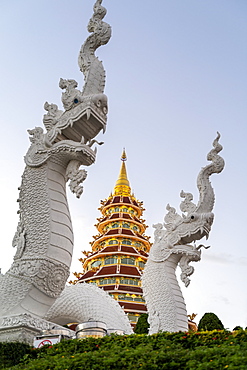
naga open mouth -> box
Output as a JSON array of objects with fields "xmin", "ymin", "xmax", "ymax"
[
  {"xmin": 178, "ymin": 215, "xmax": 214, "ymax": 245},
  {"xmin": 43, "ymin": 93, "xmax": 108, "ymax": 146},
  {"xmin": 54, "ymin": 102, "xmax": 106, "ymax": 144}
]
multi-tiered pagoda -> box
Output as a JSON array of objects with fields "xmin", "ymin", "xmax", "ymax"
[{"xmin": 73, "ymin": 150, "xmax": 151, "ymax": 326}]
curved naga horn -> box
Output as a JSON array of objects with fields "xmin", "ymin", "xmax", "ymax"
[
  {"xmin": 142, "ymin": 133, "xmax": 225, "ymax": 334},
  {"xmin": 195, "ymin": 132, "xmax": 225, "ymax": 214},
  {"xmin": 78, "ymin": 0, "xmax": 112, "ymax": 96}
]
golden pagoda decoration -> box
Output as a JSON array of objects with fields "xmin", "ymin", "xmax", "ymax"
[{"xmin": 72, "ymin": 150, "xmax": 151, "ymax": 327}]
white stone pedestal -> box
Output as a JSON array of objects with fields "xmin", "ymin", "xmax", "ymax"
[{"xmin": 0, "ymin": 313, "xmax": 71, "ymax": 345}]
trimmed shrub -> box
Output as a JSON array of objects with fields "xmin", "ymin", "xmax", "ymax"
[
  {"xmin": 134, "ymin": 313, "xmax": 149, "ymax": 334},
  {"xmin": 198, "ymin": 312, "xmax": 224, "ymax": 331}
]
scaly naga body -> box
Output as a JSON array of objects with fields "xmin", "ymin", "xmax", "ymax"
[
  {"xmin": 0, "ymin": 0, "xmax": 111, "ymax": 320},
  {"xmin": 0, "ymin": 135, "xmax": 96, "ymax": 318},
  {"xmin": 142, "ymin": 133, "xmax": 225, "ymax": 333}
]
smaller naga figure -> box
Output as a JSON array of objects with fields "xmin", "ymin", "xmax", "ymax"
[{"xmin": 142, "ymin": 132, "xmax": 225, "ymax": 334}]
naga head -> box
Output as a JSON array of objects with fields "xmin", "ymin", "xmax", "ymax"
[{"xmin": 163, "ymin": 133, "xmax": 224, "ymax": 248}]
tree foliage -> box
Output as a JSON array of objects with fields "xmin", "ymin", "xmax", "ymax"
[
  {"xmin": 233, "ymin": 326, "xmax": 243, "ymax": 331},
  {"xmin": 134, "ymin": 313, "xmax": 149, "ymax": 334},
  {"xmin": 198, "ymin": 312, "xmax": 224, "ymax": 331}
]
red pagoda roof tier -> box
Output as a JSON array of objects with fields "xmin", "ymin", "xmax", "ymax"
[
  {"xmin": 109, "ymin": 213, "xmax": 120, "ymax": 219},
  {"xmin": 120, "ymin": 246, "xmax": 138, "ymax": 254},
  {"xmin": 105, "ymin": 229, "xmax": 119, "ymax": 236},
  {"xmin": 101, "ymin": 285, "xmax": 116, "ymax": 291},
  {"xmin": 122, "ymin": 213, "xmax": 132, "ymax": 219},
  {"xmin": 139, "ymin": 250, "xmax": 149, "ymax": 257},
  {"xmin": 97, "ymin": 245, "xmax": 146, "ymax": 256},
  {"xmin": 117, "ymin": 285, "xmax": 143, "ymax": 293},
  {"xmin": 104, "ymin": 285, "xmax": 143, "ymax": 294},
  {"xmin": 101, "ymin": 246, "xmax": 119, "ymax": 253},
  {"xmin": 122, "ymin": 197, "xmax": 131, "ymax": 203},
  {"xmin": 119, "ymin": 266, "xmax": 141, "ymax": 276},
  {"xmin": 112, "ymin": 196, "xmax": 121, "ymax": 203},
  {"xmin": 96, "ymin": 266, "xmax": 117, "ymax": 276},
  {"xmin": 77, "ymin": 270, "xmax": 95, "ymax": 280},
  {"xmin": 122, "ymin": 229, "xmax": 135, "ymax": 236},
  {"xmin": 79, "ymin": 265, "xmax": 142, "ymax": 281},
  {"xmin": 118, "ymin": 302, "xmax": 147, "ymax": 312}
]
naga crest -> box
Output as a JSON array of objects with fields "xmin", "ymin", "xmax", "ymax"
[{"xmin": 150, "ymin": 133, "xmax": 224, "ymax": 268}]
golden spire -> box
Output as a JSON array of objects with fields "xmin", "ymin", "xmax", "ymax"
[{"xmin": 113, "ymin": 149, "xmax": 131, "ymax": 196}]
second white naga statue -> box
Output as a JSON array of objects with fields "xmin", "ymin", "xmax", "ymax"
[{"xmin": 142, "ymin": 133, "xmax": 225, "ymax": 334}]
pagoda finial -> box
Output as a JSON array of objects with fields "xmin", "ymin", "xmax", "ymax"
[
  {"xmin": 113, "ymin": 149, "xmax": 131, "ymax": 195},
  {"xmin": 121, "ymin": 148, "xmax": 127, "ymax": 161}
]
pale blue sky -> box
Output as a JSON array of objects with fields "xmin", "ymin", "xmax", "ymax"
[{"xmin": 0, "ymin": 0, "xmax": 246, "ymax": 330}]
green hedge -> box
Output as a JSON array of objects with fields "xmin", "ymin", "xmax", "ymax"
[
  {"xmin": 0, "ymin": 342, "xmax": 32, "ymax": 369},
  {"xmin": 2, "ymin": 329, "xmax": 247, "ymax": 370}
]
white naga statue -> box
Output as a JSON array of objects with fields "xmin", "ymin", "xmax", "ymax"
[
  {"xmin": 0, "ymin": 0, "xmax": 132, "ymax": 341},
  {"xmin": 142, "ymin": 133, "xmax": 225, "ymax": 334}
]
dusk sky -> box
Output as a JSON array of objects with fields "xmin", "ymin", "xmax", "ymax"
[{"xmin": 0, "ymin": 0, "xmax": 246, "ymax": 330}]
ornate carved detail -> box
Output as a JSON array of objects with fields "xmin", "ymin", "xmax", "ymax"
[
  {"xmin": 0, "ymin": 314, "xmax": 75, "ymax": 345},
  {"xmin": 25, "ymin": 128, "xmax": 49, "ymax": 167},
  {"xmin": 1, "ymin": 314, "xmax": 54, "ymax": 330},
  {"xmin": 19, "ymin": 165, "xmax": 50, "ymax": 257},
  {"xmin": 91, "ymin": 93, "xmax": 108, "ymax": 114},
  {"xmin": 164, "ymin": 204, "xmax": 182, "ymax": 233},
  {"xmin": 66, "ymin": 160, "xmax": 87, "ymax": 198},
  {"xmin": 59, "ymin": 78, "xmax": 84, "ymax": 111},
  {"xmin": 179, "ymin": 191, "xmax": 196, "ymax": 214},
  {"xmin": 153, "ymin": 223, "xmax": 166, "ymax": 243},
  {"xmin": 188, "ymin": 313, "xmax": 197, "ymax": 321},
  {"xmin": 196, "ymin": 132, "xmax": 224, "ymax": 214},
  {"xmin": 8, "ymin": 259, "xmax": 70, "ymax": 298},
  {"xmin": 78, "ymin": 0, "xmax": 111, "ymax": 96},
  {"xmin": 25, "ymin": 131, "xmax": 96, "ymax": 168},
  {"xmin": 28, "ymin": 127, "xmax": 45, "ymax": 146},
  {"xmin": 148, "ymin": 309, "xmax": 160, "ymax": 335},
  {"xmin": 0, "ymin": 275, "xmax": 30, "ymax": 314},
  {"xmin": 34, "ymin": 261, "xmax": 70, "ymax": 298},
  {"xmin": 12, "ymin": 220, "xmax": 26, "ymax": 260},
  {"xmin": 179, "ymin": 251, "xmax": 201, "ymax": 287},
  {"xmin": 43, "ymin": 102, "xmax": 63, "ymax": 130}
]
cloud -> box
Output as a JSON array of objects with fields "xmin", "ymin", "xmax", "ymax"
[
  {"xmin": 203, "ymin": 253, "xmax": 247, "ymax": 266},
  {"xmin": 203, "ymin": 253, "xmax": 234, "ymax": 265},
  {"xmin": 212, "ymin": 295, "xmax": 230, "ymax": 305},
  {"xmin": 236, "ymin": 257, "xmax": 247, "ymax": 267}
]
